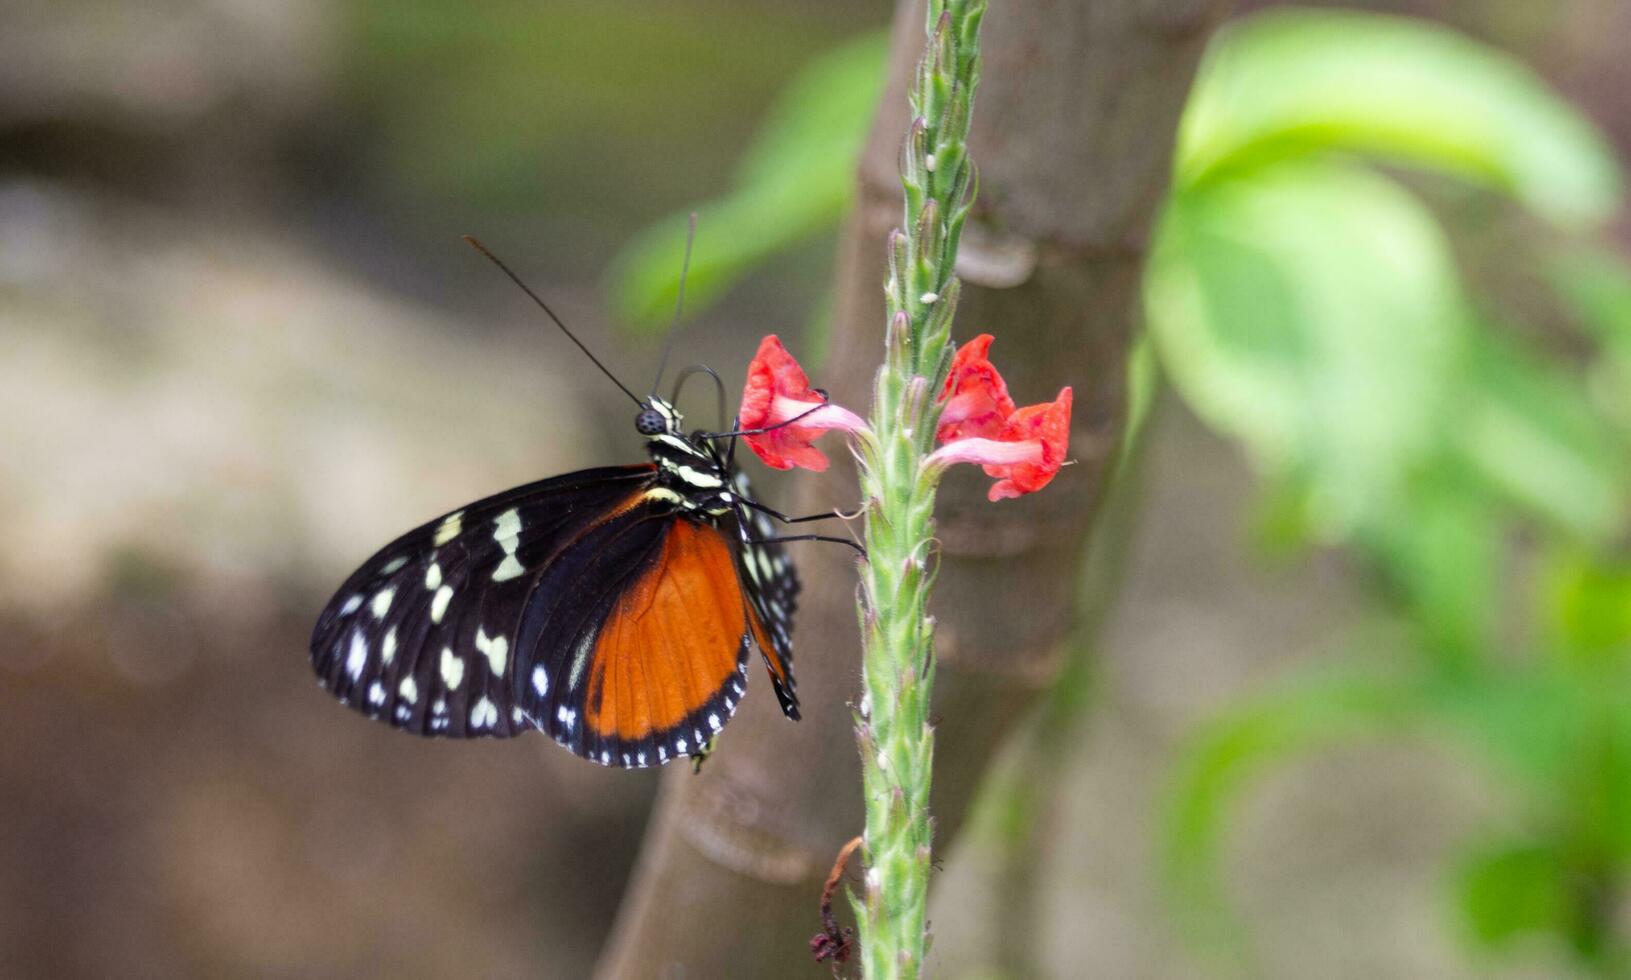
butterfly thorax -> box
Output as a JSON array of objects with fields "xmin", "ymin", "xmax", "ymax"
[{"xmin": 638, "ymin": 397, "xmax": 733, "ymax": 516}]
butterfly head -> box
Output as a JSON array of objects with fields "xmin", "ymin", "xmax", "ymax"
[{"xmin": 635, "ymin": 398, "xmax": 683, "ymax": 437}]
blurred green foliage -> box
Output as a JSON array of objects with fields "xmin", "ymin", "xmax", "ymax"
[
  {"xmin": 1174, "ymin": 9, "xmax": 1622, "ymax": 230},
  {"xmin": 603, "ymin": 26, "xmax": 887, "ymax": 334},
  {"xmin": 605, "ymin": 6, "xmax": 1631, "ymax": 974},
  {"xmin": 605, "ymin": 30, "xmax": 887, "ymax": 327},
  {"xmin": 339, "ymin": 0, "xmax": 879, "ymax": 257},
  {"xmin": 1150, "ymin": 157, "xmax": 1471, "ymax": 537},
  {"xmin": 1150, "ymin": 10, "xmax": 1631, "ymax": 975}
]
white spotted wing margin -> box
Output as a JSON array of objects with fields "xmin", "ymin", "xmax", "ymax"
[
  {"xmin": 729, "ymin": 470, "xmax": 802, "ymax": 721},
  {"xmin": 310, "ymin": 464, "xmax": 656, "ymax": 741},
  {"xmin": 502, "ymin": 507, "xmax": 760, "ymax": 769}
]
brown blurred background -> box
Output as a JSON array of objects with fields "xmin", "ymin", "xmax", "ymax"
[{"xmin": 2, "ymin": 1, "xmax": 1629, "ymax": 978}]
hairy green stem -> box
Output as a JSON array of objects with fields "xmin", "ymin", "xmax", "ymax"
[{"xmin": 853, "ymin": 3, "xmax": 986, "ymax": 977}]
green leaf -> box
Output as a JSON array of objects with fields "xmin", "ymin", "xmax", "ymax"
[
  {"xmin": 1178, "ymin": 8, "xmax": 1623, "ymax": 230},
  {"xmin": 1549, "ymin": 246, "xmax": 1631, "ymax": 349},
  {"xmin": 1422, "ymin": 666, "xmax": 1585, "ymax": 791},
  {"xmin": 606, "ymin": 31, "xmax": 887, "ymax": 328},
  {"xmin": 1359, "ymin": 463, "xmax": 1502, "ymax": 663},
  {"xmin": 1146, "ymin": 159, "xmax": 1466, "ymax": 536},
  {"xmin": 1540, "ymin": 548, "xmax": 1631, "ymax": 667},
  {"xmin": 1549, "ymin": 246, "xmax": 1631, "ymax": 431},
  {"xmin": 1456, "ymin": 841, "xmax": 1573, "ymax": 950},
  {"xmin": 1449, "ymin": 326, "xmax": 1628, "ymax": 541}
]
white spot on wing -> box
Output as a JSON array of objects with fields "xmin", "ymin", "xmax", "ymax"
[
  {"xmin": 430, "ymin": 584, "xmax": 454, "ymax": 623},
  {"xmin": 531, "ymin": 666, "xmax": 550, "ymax": 697},
  {"xmin": 370, "ymin": 587, "xmax": 395, "ymax": 620},
  {"xmin": 490, "ymin": 509, "xmax": 525, "ymax": 581},
  {"xmin": 471, "ymin": 697, "xmax": 498, "ymax": 729},
  {"xmin": 345, "ymin": 631, "xmax": 368, "ymax": 679},
  {"xmin": 568, "ymin": 626, "xmax": 597, "ymax": 691},
  {"xmin": 424, "ymin": 562, "xmax": 442, "ymax": 591},
  {"xmin": 380, "ymin": 556, "xmax": 408, "ymax": 574},
  {"xmin": 439, "ymin": 648, "xmax": 465, "ymax": 689},
  {"xmin": 433, "ymin": 511, "xmax": 463, "ymax": 546},
  {"xmin": 708, "ymin": 713, "xmax": 721, "ymax": 731},
  {"xmin": 381, "ymin": 627, "xmax": 398, "ymax": 666},
  {"xmin": 340, "ymin": 594, "xmax": 363, "ymax": 616},
  {"xmin": 556, "ymin": 706, "xmax": 576, "ymax": 732},
  {"xmin": 368, "ymin": 681, "xmax": 386, "ymax": 705},
  {"xmin": 492, "ymin": 554, "xmax": 525, "ymax": 582},
  {"xmin": 399, "ymin": 676, "xmax": 418, "ymax": 703},
  {"xmin": 475, "ymin": 627, "xmax": 508, "ymax": 676}
]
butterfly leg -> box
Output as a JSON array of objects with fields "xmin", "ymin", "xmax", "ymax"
[
  {"xmin": 746, "ymin": 533, "xmax": 866, "ymax": 558},
  {"xmin": 736, "ymin": 498, "xmax": 851, "ymax": 526}
]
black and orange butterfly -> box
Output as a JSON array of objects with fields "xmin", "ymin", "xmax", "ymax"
[{"xmin": 310, "ymin": 235, "xmax": 847, "ymax": 767}]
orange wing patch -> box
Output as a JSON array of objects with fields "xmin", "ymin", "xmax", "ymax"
[
  {"xmin": 747, "ymin": 605, "xmax": 787, "ymax": 685},
  {"xmin": 584, "ymin": 521, "xmax": 747, "ymax": 742}
]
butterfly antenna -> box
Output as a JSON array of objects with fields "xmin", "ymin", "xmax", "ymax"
[
  {"xmin": 649, "ymin": 211, "xmax": 698, "ymax": 398},
  {"xmin": 463, "ymin": 235, "xmax": 643, "ymax": 407}
]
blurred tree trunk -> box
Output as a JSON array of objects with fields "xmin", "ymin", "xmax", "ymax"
[{"xmin": 594, "ymin": 2, "xmax": 1229, "ymax": 976}]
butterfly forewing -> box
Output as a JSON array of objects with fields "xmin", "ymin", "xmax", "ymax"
[{"xmin": 311, "ymin": 465, "xmax": 656, "ymax": 740}]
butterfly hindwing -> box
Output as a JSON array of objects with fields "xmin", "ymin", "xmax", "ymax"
[
  {"xmin": 513, "ymin": 514, "xmax": 753, "ymax": 767},
  {"xmin": 310, "ymin": 464, "xmax": 656, "ymax": 739},
  {"xmin": 730, "ymin": 471, "xmax": 801, "ymax": 720}
]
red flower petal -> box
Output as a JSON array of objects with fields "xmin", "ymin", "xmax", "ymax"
[
  {"xmin": 936, "ymin": 334, "xmax": 1016, "ymax": 443},
  {"xmin": 739, "ymin": 335, "xmax": 865, "ymax": 471},
  {"xmin": 984, "ymin": 386, "xmax": 1072, "ymax": 501}
]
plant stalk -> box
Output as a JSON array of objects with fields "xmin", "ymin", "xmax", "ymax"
[{"xmin": 853, "ymin": 2, "xmax": 986, "ymax": 977}]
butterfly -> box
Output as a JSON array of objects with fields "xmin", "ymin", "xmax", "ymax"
[{"xmin": 309, "ymin": 233, "xmax": 843, "ymax": 768}]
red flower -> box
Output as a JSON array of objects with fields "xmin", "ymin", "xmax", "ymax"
[
  {"xmin": 935, "ymin": 334, "xmax": 1015, "ymax": 442},
  {"xmin": 739, "ymin": 335, "xmax": 868, "ymax": 471},
  {"xmin": 929, "ymin": 387, "xmax": 1072, "ymax": 501}
]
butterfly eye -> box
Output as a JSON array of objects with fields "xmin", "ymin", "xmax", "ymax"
[{"xmin": 635, "ymin": 408, "xmax": 668, "ymax": 435}]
